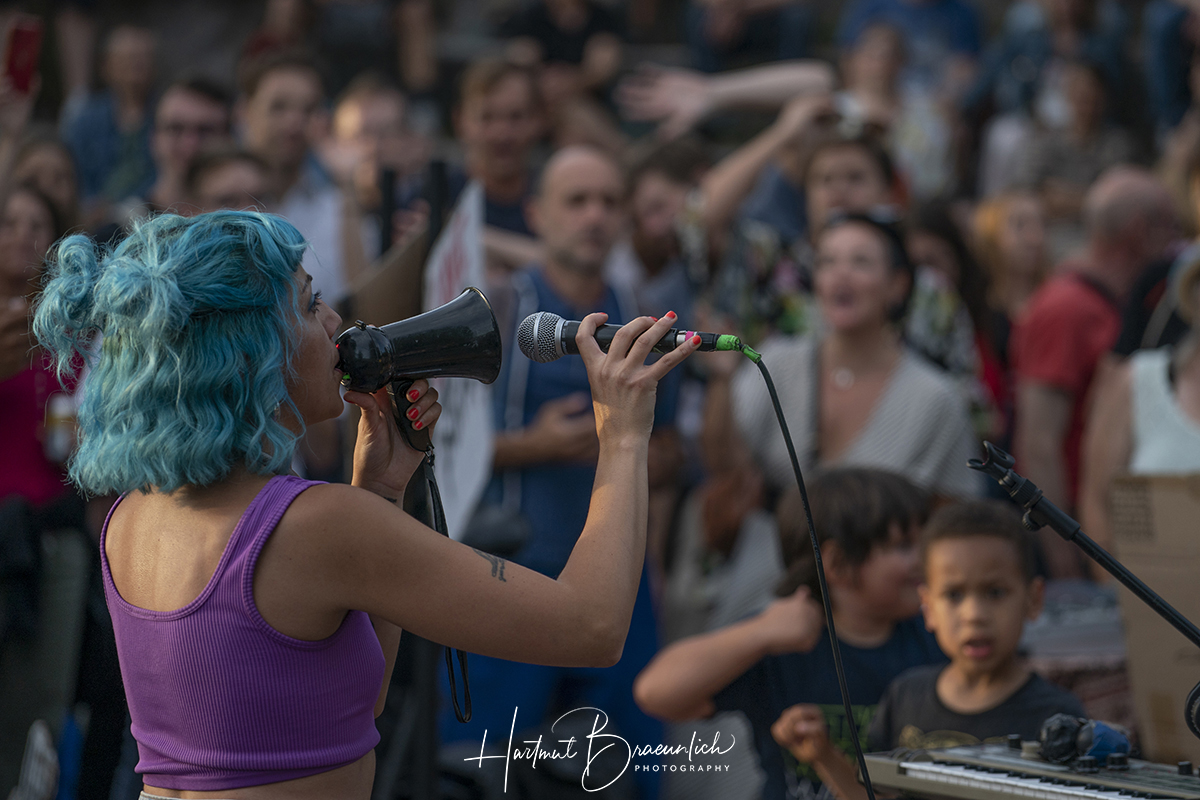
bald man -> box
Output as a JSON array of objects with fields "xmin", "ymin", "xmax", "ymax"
[
  {"xmin": 1013, "ymin": 167, "xmax": 1178, "ymax": 578},
  {"xmin": 439, "ymin": 146, "xmax": 667, "ymax": 799}
]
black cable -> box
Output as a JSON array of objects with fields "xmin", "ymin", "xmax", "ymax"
[{"xmin": 743, "ymin": 346, "xmax": 878, "ymax": 800}]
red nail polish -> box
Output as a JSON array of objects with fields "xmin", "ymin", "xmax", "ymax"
[
  {"xmin": 407, "ymin": 389, "xmax": 419, "ymax": 402},
  {"xmin": 692, "ymin": 334, "xmax": 701, "ymax": 345},
  {"xmin": 667, "ymin": 311, "xmax": 676, "ymax": 319},
  {"xmin": 407, "ymin": 407, "xmax": 419, "ymax": 419},
  {"xmin": 652, "ymin": 316, "xmax": 658, "ymax": 321},
  {"xmin": 413, "ymin": 420, "xmax": 423, "ymax": 430}
]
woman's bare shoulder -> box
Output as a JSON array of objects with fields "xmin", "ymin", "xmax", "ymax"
[
  {"xmin": 272, "ymin": 482, "xmax": 440, "ymax": 568},
  {"xmin": 280, "ymin": 482, "xmax": 405, "ymax": 538},
  {"xmin": 254, "ymin": 482, "xmax": 429, "ymax": 630}
]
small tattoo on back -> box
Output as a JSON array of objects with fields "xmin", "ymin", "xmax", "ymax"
[{"xmin": 473, "ymin": 548, "xmax": 507, "ymax": 582}]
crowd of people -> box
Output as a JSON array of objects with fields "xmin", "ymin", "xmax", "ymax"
[{"xmin": 5, "ymin": 0, "xmax": 1200, "ymax": 799}]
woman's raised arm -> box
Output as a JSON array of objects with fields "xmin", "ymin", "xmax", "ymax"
[{"xmin": 280, "ymin": 313, "xmax": 699, "ymax": 666}]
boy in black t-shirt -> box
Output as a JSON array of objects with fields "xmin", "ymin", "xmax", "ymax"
[
  {"xmin": 771, "ymin": 500, "xmax": 1085, "ymax": 799},
  {"xmin": 635, "ymin": 469, "xmax": 946, "ymax": 800}
]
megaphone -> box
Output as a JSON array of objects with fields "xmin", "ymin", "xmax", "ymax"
[
  {"xmin": 335, "ymin": 286, "xmax": 502, "ymax": 449},
  {"xmin": 335, "ymin": 286, "xmax": 502, "ymax": 392}
]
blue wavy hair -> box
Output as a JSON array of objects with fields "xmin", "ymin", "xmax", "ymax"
[{"xmin": 33, "ymin": 210, "xmax": 310, "ymax": 495}]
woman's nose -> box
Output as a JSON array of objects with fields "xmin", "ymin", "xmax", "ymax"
[{"xmin": 324, "ymin": 305, "xmax": 342, "ymax": 335}]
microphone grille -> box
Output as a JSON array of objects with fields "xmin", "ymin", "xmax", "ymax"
[{"xmin": 518, "ymin": 312, "xmax": 563, "ymax": 363}]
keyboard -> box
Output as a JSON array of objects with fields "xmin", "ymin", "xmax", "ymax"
[{"xmin": 864, "ymin": 743, "xmax": 1200, "ymax": 800}]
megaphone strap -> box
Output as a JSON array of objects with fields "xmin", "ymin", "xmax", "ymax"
[{"xmin": 422, "ymin": 453, "xmax": 472, "ymax": 722}]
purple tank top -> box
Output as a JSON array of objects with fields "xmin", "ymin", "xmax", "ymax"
[{"xmin": 100, "ymin": 475, "xmax": 384, "ymax": 791}]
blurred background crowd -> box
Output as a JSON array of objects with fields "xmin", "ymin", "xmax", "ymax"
[{"xmin": 5, "ymin": 0, "xmax": 1200, "ymax": 798}]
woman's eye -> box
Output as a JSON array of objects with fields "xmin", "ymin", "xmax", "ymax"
[{"xmin": 309, "ymin": 290, "xmax": 323, "ymax": 312}]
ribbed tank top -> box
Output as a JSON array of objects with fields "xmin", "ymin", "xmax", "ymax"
[
  {"xmin": 100, "ymin": 475, "xmax": 384, "ymax": 792},
  {"xmin": 1130, "ymin": 348, "xmax": 1200, "ymax": 474}
]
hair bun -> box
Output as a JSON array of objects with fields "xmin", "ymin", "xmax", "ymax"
[
  {"xmin": 33, "ymin": 234, "xmax": 104, "ymax": 376},
  {"xmin": 94, "ymin": 253, "xmax": 189, "ymax": 334}
]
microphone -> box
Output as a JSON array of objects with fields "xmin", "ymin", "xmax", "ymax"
[{"xmin": 518, "ymin": 311, "xmax": 744, "ymax": 364}]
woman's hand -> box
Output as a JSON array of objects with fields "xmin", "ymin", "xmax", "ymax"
[
  {"xmin": 576, "ymin": 311, "xmax": 699, "ymax": 446},
  {"xmin": 344, "ymin": 380, "xmax": 440, "ymax": 500}
]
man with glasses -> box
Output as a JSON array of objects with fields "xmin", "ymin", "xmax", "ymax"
[{"xmin": 145, "ymin": 78, "xmax": 232, "ymax": 212}]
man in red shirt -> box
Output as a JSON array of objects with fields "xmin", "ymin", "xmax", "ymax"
[{"xmin": 1013, "ymin": 167, "xmax": 1177, "ymax": 578}]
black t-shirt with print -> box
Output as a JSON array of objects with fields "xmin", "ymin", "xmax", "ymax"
[
  {"xmin": 867, "ymin": 664, "xmax": 1087, "ymax": 751},
  {"xmin": 714, "ymin": 617, "xmax": 946, "ymax": 800}
]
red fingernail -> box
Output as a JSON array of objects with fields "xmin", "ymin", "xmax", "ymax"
[
  {"xmin": 407, "ymin": 389, "xmax": 419, "ymax": 402},
  {"xmin": 407, "ymin": 407, "xmax": 419, "ymax": 420},
  {"xmin": 667, "ymin": 311, "xmax": 676, "ymax": 319},
  {"xmin": 413, "ymin": 420, "xmax": 423, "ymax": 430},
  {"xmin": 652, "ymin": 316, "xmax": 658, "ymax": 321},
  {"xmin": 692, "ymin": 334, "xmax": 701, "ymax": 345}
]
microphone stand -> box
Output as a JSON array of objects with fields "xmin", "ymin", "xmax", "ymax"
[{"xmin": 970, "ymin": 442, "xmax": 1200, "ymax": 740}]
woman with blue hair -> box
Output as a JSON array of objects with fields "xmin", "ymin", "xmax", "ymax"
[{"xmin": 33, "ymin": 209, "xmax": 699, "ymax": 800}]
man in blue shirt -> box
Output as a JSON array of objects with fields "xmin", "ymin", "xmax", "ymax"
[
  {"xmin": 439, "ymin": 145, "xmax": 675, "ymax": 800},
  {"xmin": 63, "ymin": 25, "xmax": 157, "ymax": 214}
]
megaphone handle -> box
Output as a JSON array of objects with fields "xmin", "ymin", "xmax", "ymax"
[
  {"xmin": 387, "ymin": 377, "xmax": 474, "ymax": 724},
  {"xmin": 390, "ymin": 378, "xmax": 432, "ymax": 452}
]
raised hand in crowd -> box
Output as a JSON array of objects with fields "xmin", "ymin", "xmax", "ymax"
[
  {"xmin": 617, "ymin": 60, "xmax": 834, "ymax": 140},
  {"xmin": 617, "ymin": 65, "xmax": 717, "ymax": 140},
  {"xmin": 700, "ymin": 90, "xmax": 835, "ymax": 242}
]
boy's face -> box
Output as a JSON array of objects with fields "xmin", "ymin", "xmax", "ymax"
[
  {"xmin": 847, "ymin": 523, "xmax": 923, "ymax": 621},
  {"xmin": 920, "ymin": 536, "xmax": 1044, "ymax": 678}
]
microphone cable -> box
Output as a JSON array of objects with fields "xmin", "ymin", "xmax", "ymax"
[{"xmin": 735, "ymin": 342, "xmax": 879, "ymax": 800}]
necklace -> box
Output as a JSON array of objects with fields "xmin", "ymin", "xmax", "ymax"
[{"xmin": 831, "ymin": 367, "xmax": 855, "ymax": 390}]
